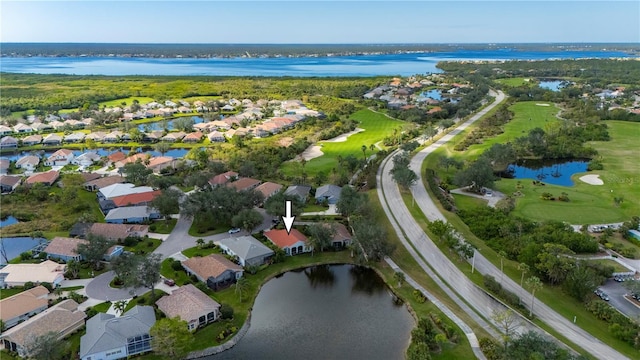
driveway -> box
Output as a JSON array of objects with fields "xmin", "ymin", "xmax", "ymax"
[{"xmin": 85, "ymin": 271, "xmax": 148, "ymax": 301}]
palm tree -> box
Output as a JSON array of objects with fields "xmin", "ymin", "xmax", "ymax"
[
  {"xmin": 393, "ymin": 271, "xmax": 406, "ymax": 287},
  {"xmin": 196, "ymin": 238, "xmax": 205, "ymax": 249},
  {"xmin": 361, "ymin": 145, "xmax": 367, "ymax": 161},
  {"xmin": 518, "ymin": 263, "xmax": 529, "ymax": 289},
  {"xmin": 113, "ymin": 300, "xmax": 127, "ymax": 316},
  {"xmin": 235, "ymin": 277, "xmax": 249, "ymax": 302},
  {"xmin": 369, "ymin": 144, "xmax": 375, "ymax": 153},
  {"xmin": 526, "ymin": 276, "xmax": 543, "ymax": 317},
  {"xmin": 498, "ymin": 251, "xmax": 507, "ymax": 284}
]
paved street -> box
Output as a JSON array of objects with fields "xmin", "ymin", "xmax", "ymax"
[
  {"xmin": 378, "ymin": 89, "xmax": 627, "ymax": 360},
  {"xmin": 599, "ymin": 279, "xmax": 640, "ymax": 319},
  {"xmin": 85, "ymin": 271, "xmax": 147, "ymax": 301}
]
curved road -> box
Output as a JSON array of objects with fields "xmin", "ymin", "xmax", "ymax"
[{"xmin": 379, "ymin": 90, "xmax": 627, "ymax": 360}]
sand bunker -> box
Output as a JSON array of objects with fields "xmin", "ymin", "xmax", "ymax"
[
  {"xmin": 536, "ymin": 103, "xmax": 551, "ymax": 106},
  {"xmin": 580, "ymin": 174, "xmax": 604, "ymax": 185},
  {"xmin": 324, "ymin": 128, "xmax": 365, "ymax": 142},
  {"xmin": 299, "ymin": 145, "xmax": 324, "ymax": 161}
]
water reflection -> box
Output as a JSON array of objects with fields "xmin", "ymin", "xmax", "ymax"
[
  {"xmin": 304, "ymin": 264, "xmax": 335, "ymax": 288},
  {"xmin": 350, "ymin": 265, "xmax": 384, "ymax": 295},
  {"xmin": 501, "ymin": 159, "xmax": 589, "ymax": 186}
]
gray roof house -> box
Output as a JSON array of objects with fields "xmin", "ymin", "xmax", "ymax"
[
  {"xmin": 105, "ymin": 206, "xmax": 160, "ymax": 224},
  {"xmin": 80, "ymin": 305, "xmax": 156, "ymax": 360},
  {"xmin": 0, "ymin": 136, "xmax": 18, "ymax": 149},
  {"xmin": 284, "ymin": 185, "xmax": 312, "ymax": 202},
  {"xmin": 314, "ymin": 184, "xmax": 342, "ymax": 204},
  {"xmin": 217, "ymin": 236, "xmax": 274, "ymax": 267}
]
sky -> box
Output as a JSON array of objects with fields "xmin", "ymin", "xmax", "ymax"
[{"xmin": 1, "ymin": 1, "xmax": 639, "ymax": 44}]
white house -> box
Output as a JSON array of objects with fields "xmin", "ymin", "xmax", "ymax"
[
  {"xmin": 45, "ymin": 149, "xmax": 75, "ymax": 166},
  {"xmin": 15, "ymin": 155, "xmax": 40, "ymax": 172},
  {"xmin": 73, "ymin": 152, "xmax": 101, "ymax": 167}
]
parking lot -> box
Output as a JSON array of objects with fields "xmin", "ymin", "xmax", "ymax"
[{"xmin": 598, "ymin": 278, "xmax": 640, "ymax": 318}]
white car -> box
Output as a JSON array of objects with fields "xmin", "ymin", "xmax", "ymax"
[{"xmin": 228, "ymin": 228, "xmax": 241, "ymax": 234}]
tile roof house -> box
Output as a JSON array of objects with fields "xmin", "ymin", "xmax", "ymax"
[
  {"xmin": 0, "ymin": 175, "xmax": 22, "ymax": 193},
  {"xmin": 26, "ymin": 170, "xmax": 60, "ymax": 186},
  {"xmin": 42, "ymin": 133, "xmax": 63, "ymax": 146},
  {"xmin": 226, "ymin": 177, "xmax": 261, "ymax": 192},
  {"xmin": 181, "ymin": 254, "xmax": 244, "ymax": 290},
  {"xmin": 106, "ymin": 151, "xmax": 127, "ymax": 165},
  {"xmin": 207, "ymin": 131, "xmax": 226, "ymax": 142},
  {"xmin": 0, "ymin": 159, "xmax": 9, "ymax": 175},
  {"xmin": 88, "ymin": 223, "xmax": 149, "ymax": 242},
  {"xmin": 217, "ymin": 236, "xmax": 274, "ymax": 267},
  {"xmin": 146, "ymin": 156, "xmax": 176, "ymax": 174},
  {"xmin": 156, "ymin": 284, "xmax": 221, "ymax": 331},
  {"xmin": 84, "ymin": 175, "xmax": 125, "ymax": 191},
  {"xmin": 105, "ymin": 206, "xmax": 160, "ymax": 224},
  {"xmin": 43, "ymin": 237, "xmax": 87, "ymax": 262},
  {"xmin": 208, "ymin": 171, "xmax": 238, "ymax": 187},
  {"xmin": 263, "ymin": 229, "xmax": 311, "ymax": 256},
  {"xmin": 21, "ymin": 134, "xmax": 42, "ymax": 146},
  {"xmin": 98, "ymin": 183, "xmax": 154, "ymax": 200},
  {"xmin": 115, "ymin": 153, "xmax": 149, "ymax": 168},
  {"xmin": 45, "ymin": 149, "xmax": 75, "ymax": 166},
  {"xmin": 0, "ymin": 260, "xmax": 66, "ymax": 288},
  {"xmin": 0, "ymin": 136, "xmax": 19, "ymax": 149},
  {"xmin": 314, "ymin": 184, "xmax": 342, "ymax": 205},
  {"xmin": 326, "ymin": 222, "xmax": 352, "ymax": 248},
  {"xmin": 284, "ymin": 185, "xmax": 312, "ymax": 202},
  {"xmin": 254, "ymin": 182, "xmax": 283, "ymax": 201},
  {"xmin": 73, "ymin": 152, "xmax": 102, "ymax": 167},
  {"xmin": 13, "ymin": 123, "xmax": 32, "ymax": 133},
  {"xmin": 182, "ymin": 131, "xmax": 203, "ymax": 143},
  {"xmin": 111, "ymin": 190, "xmax": 162, "ymax": 207},
  {"xmin": 85, "ymin": 131, "xmax": 106, "ymax": 142},
  {"xmin": 15, "ymin": 156, "xmax": 40, "ymax": 171},
  {"xmin": 0, "ymin": 299, "xmax": 86, "ymax": 358},
  {"xmin": 0, "ymin": 125, "xmax": 13, "ymax": 135},
  {"xmin": 63, "ymin": 132, "xmax": 86, "ymax": 143},
  {"xmin": 161, "ymin": 131, "xmax": 187, "ymax": 142},
  {"xmin": 80, "ymin": 306, "xmax": 156, "ymax": 360},
  {"xmin": 0, "ymin": 286, "xmax": 49, "ymax": 330}
]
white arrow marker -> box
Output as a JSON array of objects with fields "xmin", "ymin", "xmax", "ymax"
[{"xmin": 282, "ymin": 200, "xmax": 295, "ymax": 235}]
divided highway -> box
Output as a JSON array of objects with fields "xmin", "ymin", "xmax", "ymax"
[{"xmin": 378, "ymin": 90, "xmax": 627, "ymax": 360}]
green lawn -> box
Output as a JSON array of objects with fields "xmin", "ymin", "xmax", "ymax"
[
  {"xmin": 0, "ymin": 287, "xmax": 25, "ymax": 299},
  {"xmin": 282, "ymin": 108, "xmax": 402, "ymax": 176},
  {"xmin": 495, "ymin": 77, "xmax": 533, "ymax": 87},
  {"xmin": 91, "ymin": 301, "xmax": 112, "ymax": 313},
  {"xmin": 98, "ymin": 97, "xmax": 155, "ymax": 108},
  {"xmin": 150, "ymin": 219, "xmax": 177, "ymax": 234},
  {"xmin": 465, "ymin": 101, "xmax": 560, "ymax": 158},
  {"xmin": 182, "ymin": 245, "xmax": 221, "ymax": 258},
  {"xmin": 124, "ymin": 237, "xmax": 162, "ymax": 255}
]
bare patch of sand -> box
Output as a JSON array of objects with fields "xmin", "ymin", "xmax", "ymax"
[
  {"xmin": 277, "ymin": 137, "xmax": 294, "ymax": 147},
  {"xmin": 324, "ymin": 128, "xmax": 365, "ymax": 142},
  {"xmin": 536, "ymin": 103, "xmax": 551, "ymax": 107},
  {"xmin": 580, "ymin": 174, "xmax": 604, "ymax": 185},
  {"xmin": 298, "ymin": 145, "xmax": 324, "ymax": 161}
]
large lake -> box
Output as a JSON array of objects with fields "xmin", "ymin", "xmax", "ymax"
[
  {"xmin": 1, "ymin": 50, "xmax": 633, "ymax": 76},
  {"xmin": 210, "ymin": 264, "xmax": 414, "ymax": 360}
]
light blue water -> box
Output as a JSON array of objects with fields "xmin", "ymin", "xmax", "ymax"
[
  {"xmin": 539, "ymin": 80, "xmax": 564, "ymax": 92},
  {"xmin": 0, "ymin": 216, "xmax": 19, "ymax": 228},
  {"xmin": 0, "ymin": 237, "xmax": 48, "ymax": 265},
  {"xmin": 505, "ymin": 159, "xmax": 589, "ymax": 186},
  {"xmin": 1, "ymin": 50, "xmax": 633, "ymax": 76}
]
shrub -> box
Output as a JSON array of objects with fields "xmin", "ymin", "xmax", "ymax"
[
  {"xmin": 413, "ymin": 289, "xmax": 427, "ymax": 303},
  {"xmin": 149, "ymin": 224, "xmax": 157, "ymax": 232},
  {"xmin": 171, "ymin": 260, "xmax": 183, "ymax": 271},
  {"xmin": 20, "ymin": 251, "xmax": 32, "ymax": 260},
  {"xmin": 220, "ymin": 304, "xmax": 234, "ymax": 320},
  {"xmin": 137, "ymin": 297, "xmax": 146, "ymax": 304},
  {"xmin": 24, "ymin": 281, "xmax": 35, "ymax": 290}
]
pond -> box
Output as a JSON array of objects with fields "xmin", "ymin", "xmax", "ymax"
[
  {"xmin": 0, "ymin": 216, "xmax": 19, "ymax": 228},
  {"xmin": 538, "ymin": 80, "xmax": 564, "ymax": 92},
  {"xmin": 0, "ymin": 237, "xmax": 48, "ymax": 265},
  {"xmin": 0, "ymin": 147, "xmax": 191, "ymax": 162},
  {"xmin": 501, "ymin": 159, "xmax": 589, "ymax": 186},
  {"xmin": 210, "ymin": 264, "xmax": 414, "ymax": 360},
  {"xmin": 136, "ymin": 116, "xmax": 205, "ymax": 131},
  {"xmin": 420, "ymin": 89, "xmax": 442, "ymax": 100}
]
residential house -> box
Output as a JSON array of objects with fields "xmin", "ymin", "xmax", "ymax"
[
  {"xmin": 105, "ymin": 206, "xmax": 160, "ymax": 224},
  {"xmin": 85, "ymin": 131, "xmax": 106, "ymax": 142},
  {"xmin": 314, "ymin": 184, "xmax": 342, "ymax": 205},
  {"xmin": 103, "ymin": 131, "xmax": 124, "ymax": 143},
  {"xmin": 13, "ymin": 123, "xmax": 32, "ymax": 133},
  {"xmin": 64, "ymin": 132, "xmax": 86, "ymax": 143},
  {"xmin": 98, "ymin": 183, "xmax": 154, "ymax": 200},
  {"xmin": 106, "ymin": 151, "xmax": 127, "ymax": 166},
  {"xmin": 111, "ymin": 190, "xmax": 162, "ymax": 208},
  {"xmin": 21, "ymin": 134, "xmax": 42, "ymax": 146},
  {"xmin": 0, "ymin": 159, "xmax": 9, "ymax": 175},
  {"xmin": 327, "ymin": 223, "xmax": 352, "ymax": 249},
  {"xmin": 255, "ymin": 182, "xmax": 283, "ymax": 201},
  {"xmin": 69, "ymin": 222, "xmax": 93, "ymax": 238},
  {"xmin": 73, "ymin": 152, "xmax": 102, "ymax": 167},
  {"xmin": 263, "ymin": 229, "xmax": 311, "ymax": 256},
  {"xmin": 0, "ymin": 286, "xmax": 49, "ymax": 330},
  {"xmin": 45, "ymin": 149, "xmax": 75, "ymax": 166},
  {"xmin": 79, "ymin": 306, "xmax": 156, "ymax": 360},
  {"xmin": 0, "ymin": 300, "xmax": 86, "ymax": 358},
  {"xmin": 16, "ymin": 156, "xmax": 40, "ymax": 172},
  {"xmin": 0, "ymin": 136, "xmax": 18, "ymax": 149},
  {"xmin": 48, "ymin": 120, "xmax": 66, "ymax": 131},
  {"xmin": 208, "ymin": 171, "xmax": 238, "ymax": 187},
  {"xmin": 161, "ymin": 132, "xmax": 186, "ymax": 142},
  {"xmin": 156, "ymin": 284, "xmax": 221, "ymax": 332},
  {"xmin": 64, "ymin": 119, "xmax": 85, "ymax": 129},
  {"xmin": 42, "ymin": 133, "xmax": 63, "ymax": 146},
  {"xmin": 210, "ymin": 120, "xmax": 231, "ymax": 130},
  {"xmin": 182, "ymin": 131, "xmax": 203, "ymax": 143},
  {"xmin": 26, "ymin": 170, "xmax": 60, "ymax": 186},
  {"xmin": 84, "ymin": 175, "xmax": 125, "ymax": 191},
  {"xmin": 207, "ymin": 131, "xmax": 225, "ymax": 142},
  {"xmin": 226, "ymin": 177, "xmax": 261, "ymax": 192},
  {"xmin": 193, "ymin": 122, "xmax": 212, "ymax": 132},
  {"xmin": 114, "ymin": 153, "xmax": 149, "ymax": 169},
  {"xmin": 142, "ymin": 132, "xmax": 161, "ymax": 143},
  {"xmin": 221, "ymin": 104, "xmax": 235, "ymax": 112},
  {"xmin": 44, "ymin": 236, "xmax": 124, "ymax": 262},
  {"xmin": 223, "ymin": 129, "xmax": 237, "ymax": 138},
  {"xmin": 0, "ymin": 260, "xmax": 66, "ymax": 288},
  {"xmin": 181, "ymin": 254, "xmax": 243, "ymax": 290},
  {"xmin": 0, "ymin": 125, "xmax": 13, "ymax": 135},
  {"xmin": 0, "ymin": 176, "xmax": 22, "ymax": 193},
  {"xmin": 88, "ymin": 223, "xmax": 149, "ymax": 242},
  {"xmin": 146, "ymin": 156, "xmax": 176, "ymax": 174},
  {"xmin": 217, "ymin": 236, "xmax": 274, "ymax": 267},
  {"xmin": 284, "ymin": 185, "xmax": 311, "ymax": 202}
]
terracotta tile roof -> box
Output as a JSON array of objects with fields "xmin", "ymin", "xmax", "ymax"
[
  {"xmin": 226, "ymin": 177, "xmax": 260, "ymax": 192},
  {"xmin": 107, "ymin": 151, "xmax": 127, "ymax": 163},
  {"xmin": 255, "ymin": 182, "xmax": 283, "ymax": 199},
  {"xmin": 26, "ymin": 170, "xmax": 59, "ymax": 185},
  {"xmin": 146, "ymin": 156, "xmax": 174, "ymax": 168},
  {"xmin": 208, "ymin": 171, "xmax": 238, "ymax": 186},
  {"xmin": 181, "ymin": 254, "xmax": 242, "ymax": 280},
  {"xmin": 0, "ymin": 286, "xmax": 49, "ymax": 323},
  {"xmin": 156, "ymin": 284, "xmax": 220, "ymax": 322},
  {"xmin": 183, "ymin": 131, "xmax": 203, "ymax": 142},
  {"xmin": 119, "ymin": 153, "xmax": 149, "ymax": 165},
  {"xmin": 111, "ymin": 190, "xmax": 161, "ymax": 207},
  {"xmin": 264, "ymin": 229, "xmax": 308, "ymax": 248},
  {"xmin": 44, "ymin": 237, "xmax": 87, "ymax": 257},
  {"xmin": 88, "ymin": 223, "xmax": 149, "ymax": 241}
]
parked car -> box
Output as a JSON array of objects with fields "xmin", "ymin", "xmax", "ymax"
[
  {"xmin": 164, "ymin": 278, "xmax": 175, "ymax": 286},
  {"xmin": 601, "ymin": 293, "xmax": 610, "ymax": 301},
  {"xmin": 228, "ymin": 228, "xmax": 241, "ymax": 234}
]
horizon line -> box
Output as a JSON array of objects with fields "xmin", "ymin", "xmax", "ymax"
[{"xmin": 2, "ymin": 42, "xmax": 639, "ymax": 45}]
